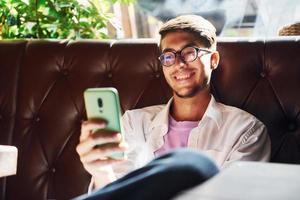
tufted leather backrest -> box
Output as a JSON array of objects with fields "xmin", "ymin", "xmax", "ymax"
[
  {"xmin": 0, "ymin": 38, "xmax": 299, "ymax": 199},
  {"xmin": 212, "ymin": 38, "xmax": 300, "ymax": 164},
  {"xmin": 0, "ymin": 41, "xmax": 26, "ymax": 200}
]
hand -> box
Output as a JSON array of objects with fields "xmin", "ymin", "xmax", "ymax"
[{"xmin": 76, "ymin": 119, "xmax": 128, "ymax": 188}]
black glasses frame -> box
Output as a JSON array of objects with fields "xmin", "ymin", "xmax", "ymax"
[{"xmin": 158, "ymin": 46, "xmax": 212, "ymax": 67}]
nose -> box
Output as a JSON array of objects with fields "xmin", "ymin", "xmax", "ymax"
[{"xmin": 174, "ymin": 56, "xmax": 187, "ymax": 69}]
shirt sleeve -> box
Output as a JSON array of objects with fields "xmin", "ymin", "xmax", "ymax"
[
  {"xmin": 111, "ymin": 110, "xmax": 145, "ymax": 178},
  {"xmin": 222, "ymin": 120, "xmax": 271, "ymax": 169},
  {"xmin": 87, "ymin": 177, "xmax": 95, "ymax": 194}
]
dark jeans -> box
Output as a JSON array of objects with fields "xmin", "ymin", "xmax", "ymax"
[{"xmin": 74, "ymin": 148, "xmax": 219, "ymax": 200}]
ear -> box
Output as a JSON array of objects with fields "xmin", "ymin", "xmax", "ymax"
[{"xmin": 210, "ymin": 51, "xmax": 220, "ymax": 70}]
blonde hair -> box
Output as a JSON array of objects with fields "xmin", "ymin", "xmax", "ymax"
[{"xmin": 159, "ymin": 15, "xmax": 217, "ymax": 50}]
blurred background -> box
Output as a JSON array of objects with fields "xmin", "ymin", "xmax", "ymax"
[{"xmin": 1, "ymin": 0, "xmax": 300, "ymax": 40}]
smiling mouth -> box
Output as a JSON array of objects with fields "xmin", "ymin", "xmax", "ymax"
[{"xmin": 174, "ymin": 72, "xmax": 195, "ymax": 81}]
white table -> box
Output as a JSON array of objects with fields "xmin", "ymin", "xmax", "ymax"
[
  {"xmin": 0, "ymin": 145, "xmax": 18, "ymax": 177},
  {"xmin": 174, "ymin": 161, "xmax": 300, "ymax": 200}
]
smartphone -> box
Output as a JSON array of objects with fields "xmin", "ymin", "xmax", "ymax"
[{"xmin": 84, "ymin": 87, "xmax": 124, "ymax": 159}]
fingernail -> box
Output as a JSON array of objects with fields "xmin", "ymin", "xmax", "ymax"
[
  {"xmin": 119, "ymin": 142, "xmax": 128, "ymax": 149},
  {"xmin": 95, "ymin": 123, "xmax": 106, "ymax": 129}
]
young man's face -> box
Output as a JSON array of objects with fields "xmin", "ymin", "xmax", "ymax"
[{"xmin": 160, "ymin": 31, "xmax": 215, "ymax": 98}]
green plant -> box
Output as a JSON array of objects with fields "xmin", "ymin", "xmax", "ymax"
[{"xmin": 0, "ymin": 0, "xmax": 135, "ymax": 39}]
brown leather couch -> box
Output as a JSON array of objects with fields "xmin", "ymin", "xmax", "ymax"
[{"xmin": 0, "ymin": 38, "xmax": 300, "ymax": 200}]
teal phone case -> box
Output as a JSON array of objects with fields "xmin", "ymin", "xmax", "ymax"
[{"xmin": 84, "ymin": 87, "xmax": 124, "ymax": 159}]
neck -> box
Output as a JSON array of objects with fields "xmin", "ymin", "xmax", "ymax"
[{"xmin": 171, "ymin": 87, "xmax": 211, "ymax": 121}]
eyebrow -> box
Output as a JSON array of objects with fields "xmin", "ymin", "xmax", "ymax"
[{"xmin": 162, "ymin": 42, "xmax": 198, "ymax": 53}]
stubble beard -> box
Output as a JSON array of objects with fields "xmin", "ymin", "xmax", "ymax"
[{"xmin": 174, "ymin": 77, "xmax": 209, "ymax": 99}]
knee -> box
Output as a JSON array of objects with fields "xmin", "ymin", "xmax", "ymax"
[{"xmin": 159, "ymin": 148, "xmax": 219, "ymax": 180}]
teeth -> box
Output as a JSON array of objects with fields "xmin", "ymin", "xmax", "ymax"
[{"xmin": 175, "ymin": 74, "xmax": 191, "ymax": 80}]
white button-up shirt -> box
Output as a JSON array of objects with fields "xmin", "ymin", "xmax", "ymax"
[{"xmin": 112, "ymin": 96, "xmax": 271, "ymax": 178}]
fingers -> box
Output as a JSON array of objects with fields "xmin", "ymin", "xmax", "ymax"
[
  {"xmin": 80, "ymin": 143, "xmax": 127, "ymax": 163},
  {"xmin": 91, "ymin": 132, "xmax": 122, "ymax": 146},
  {"xmin": 77, "ymin": 119, "xmax": 128, "ymax": 173},
  {"xmin": 86, "ymin": 158, "xmax": 126, "ymax": 169},
  {"xmin": 80, "ymin": 120, "xmax": 107, "ymax": 142},
  {"xmin": 77, "ymin": 132, "xmax": 122, "ymax": 156}
]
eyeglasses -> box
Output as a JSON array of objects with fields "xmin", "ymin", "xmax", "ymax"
[{"xmin": 158, "ymin": 46, "xmax": 212, "ymax": 67}]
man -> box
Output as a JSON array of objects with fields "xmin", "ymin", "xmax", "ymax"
[{"xmin": 76, "ymin": 15, "xmax": 270, "ymax": 199}]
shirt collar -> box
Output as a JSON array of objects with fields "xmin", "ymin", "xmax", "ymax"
[
  {"xmin": 149, "ymin": 98, "xmax": 173, "ymax": 131},
  {"xmin": 202, "ymin": 95, "xmax": 222, "ymax": 129},
  {"xmin": 149, "ymin": 95, "xmax": 223, "ymax": 130}
]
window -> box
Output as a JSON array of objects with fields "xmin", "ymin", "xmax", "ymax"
[{"xmin": 112, "ymin": 0, "xmax": 300, "ymax": 38}]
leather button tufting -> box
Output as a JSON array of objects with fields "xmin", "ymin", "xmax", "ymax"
[
  {"xmin": 61, "ymin": 69, "xmax": 69, "ymax": 76},
  {"xmin": 107, "ymin": 73, "xmax": 113, "ymax": 78},
  {"xmin": 51, "ymin": 168, "xmax": 56, "ymax": 173},
  {"xmin": 287, "ymin": 122, "xmax": 297, "ymax": 132},
  {"xmin": 35, "ymin": 117, "xmax": 41, "ymax": 122},
  {"xmin": 155, "ymin": 73, "xmax": 160, "ymax": 78},
  {"xmin": 260, "ymin": 72, "xmax": 266, "ymax": 78}
]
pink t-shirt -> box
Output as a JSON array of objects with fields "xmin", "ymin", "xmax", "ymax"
[{"xmin": 154, "ymin": 115, "xmax": 199, "ymax": 157}]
